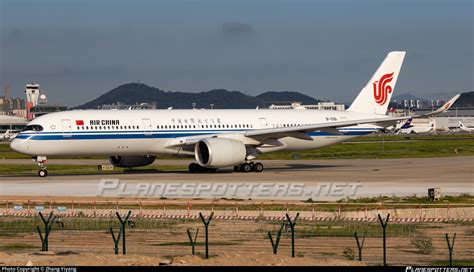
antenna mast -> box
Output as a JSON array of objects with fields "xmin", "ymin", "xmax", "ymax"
[{"xmin": 3, "ymin": 83, "xmax": 9, "ymax": 115}]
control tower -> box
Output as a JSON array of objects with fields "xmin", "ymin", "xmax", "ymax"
[{"xmin": 25, "ymin": 83, "xmax": 41, "ymax": 120}]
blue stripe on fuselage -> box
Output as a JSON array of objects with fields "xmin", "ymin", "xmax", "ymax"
[{"xmin": 15, "ymin": 129, "xmax": 379, "ymax": 140}]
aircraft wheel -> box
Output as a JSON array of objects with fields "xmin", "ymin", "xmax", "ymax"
[
  {"xmin": 254, "ymin": 162, "xmax": 264, "ymax": 172},
  {"xmin": 242, "ymin": 163, "xmax": 252, "ymax": 172},
  {"xmin": 188, "ymin": 163, "xmax": 199, "ymax": 173},
  {"xmin": 38, "ymin": 169, "xmax": 48, "ymax": 177},
  {"xmin": 233, "ymin": 165, "xmax": 241, "ymax": 172}
]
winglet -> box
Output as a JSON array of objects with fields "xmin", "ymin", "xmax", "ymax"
[{"xmin": 419, "ymin": 94, "xmax": 460, "ymax": 117}]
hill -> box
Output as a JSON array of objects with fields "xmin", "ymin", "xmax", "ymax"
[
  {"xmin": 76, "ymin": 83, "xmax": 320, "ymax": 109},
  {"xmin": 453, "ymin": 91, "xmax": 474, "ymax": 107}
]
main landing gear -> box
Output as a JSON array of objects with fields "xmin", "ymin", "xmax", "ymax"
[
  {"xmin": 233, "ymin": 162, "xmax": 264, "ymax": 173},
  {"xmin": 187, "ymin": 162, "xmax": 264, "ymax": 173},
  {"xmin": 35, "ymin": 156, "xmax": 48, "ymax": 177},
  {"xmin": 188, "ymin": 163, "xmax": 218, "ymax": 173}
]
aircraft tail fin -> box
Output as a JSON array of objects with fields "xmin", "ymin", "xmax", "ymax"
[
  {"xmin": 400, "ymin": 118, "xmax": 413, "ymax": 129},
  {"xmin": 348, "ymin": 51, "xmax": 406, "ymax": 115}
]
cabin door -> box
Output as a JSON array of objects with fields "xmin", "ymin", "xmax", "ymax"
[
  {"xmin": 61, "ymin": 119, "xmax": 72, "ymax": 138},
  {"xmin": 142, "ymin": 118, "xmax": 152, "ymax": 136},
  {"xmin": 259, "ymin": 117, "xmax": 269, "ymax": 129}
]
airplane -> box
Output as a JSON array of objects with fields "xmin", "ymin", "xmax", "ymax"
[
  {"xmin": 0, "ymin": 129, "xmax": 20, "ymax": 141},
  {"xmin": 387, "ymin": 118, "xmax": 413, "ymax": 133},
  {"xmin": 398, "ymin": 120, "xmax": 434, "ymax": 134},
  {"xmin": 459, "ymin": 121, "xmax": 474, "ymax": 132},
  {"xmin": 10, "ymin": 51, "xmax": 459, "ymax": 177}
]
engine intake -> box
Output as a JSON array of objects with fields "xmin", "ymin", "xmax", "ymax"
[
  {"xmin": 109, "ymin": 155, "xmax": 156, "ymax": 168},
  {"xmin": 195, "ymin": 138, "xmax": 246, "ymax": 168}
]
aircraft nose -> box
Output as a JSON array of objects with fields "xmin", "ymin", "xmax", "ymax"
[{"xmin": 10, "ymin": 138, "xmax": 26, "ymax": 154}]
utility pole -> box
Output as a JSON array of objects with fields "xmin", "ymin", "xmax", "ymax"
[{"xmin": 3, "ymin": 83, "xmax": 10, "ymax": 115}]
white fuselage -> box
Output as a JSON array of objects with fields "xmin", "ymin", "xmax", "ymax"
[
  {"xmin": 11, "ymin": 109, "xmax": 383, "ymax": 157},
  {"xmin": 399, "ymin": 122, "xmax": 434, "ymax": 134},
  {"xmin": 459, "ymin": 122, "xmax": 474, "ymax": 132}
]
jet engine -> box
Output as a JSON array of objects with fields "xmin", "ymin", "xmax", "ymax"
[
  {"xmin": 109, "ymin": 155, "xmax": 156, "ymax": 168},
  {"xmin": 194, "ymin": 138, "xmax": 246, "ymax": 168}
]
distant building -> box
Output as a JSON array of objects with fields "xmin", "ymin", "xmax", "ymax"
[
  {"xmin": 0, "ymin": 115, "xmax": 29, "ymax": 134},
  {"xmin": 0, "ymin": 96, "xmax": 27, "ymax": 118},
  {"xmin": 98, "ymin": 102, "xmax": 157, "ymax": 110},
  {"xmin": 394, "ymin": 98, "xmax": 445, "ymax": 110},
  {"xmin": 269, "ymin": 101, "xmax": 345, "ymax": 110}
]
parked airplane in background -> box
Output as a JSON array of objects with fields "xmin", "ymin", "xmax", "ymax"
[
  {"xmin": 459, "ymin": 122, "xmax": 474, "ymax": 132},
  {"xmin": 388, "ymin": 118, "xmax": 413, "ymax": 133},
  {"xmin": 10, "ymin": 51, "xmax": 459, "ymax": 177},
  {"xmin": 0, "ymin": 130, "xmax": 20, "ymax": 141},
  {"xmin": 398, "ymin": 120, "xmax": 434, "ymax": 134}
]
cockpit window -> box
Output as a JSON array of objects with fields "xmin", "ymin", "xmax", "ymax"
[{"xmin": 22, "ymin": 125, "xmax": 44, "ymax": 132}]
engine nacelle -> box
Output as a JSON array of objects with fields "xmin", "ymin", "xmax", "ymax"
[
  {"xmin": 195, "ymin": 138, "xmax": 246, "ymax": 168},
  {"xmin": 109, "ymin": 155, "xmax": 156, "ymax": 168}
]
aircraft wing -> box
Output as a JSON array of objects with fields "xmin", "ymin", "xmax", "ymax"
[
  {"xmin": 244, "ymin": 116, "xmax": 408, "ymax": 140},
  {"xmin": 416, "ymin": 94, "xmax": 460, "ymax": 118},
  {"xmin": 165, "ymin": 116, "xmax": 408, "ymax": 148}
]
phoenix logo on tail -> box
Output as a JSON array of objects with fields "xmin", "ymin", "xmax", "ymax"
[{"xmin": 373, "ymin": 72, "xmax": 394, "ymax": 105}]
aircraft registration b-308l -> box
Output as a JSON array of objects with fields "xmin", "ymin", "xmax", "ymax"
[{"xmin": 11, "ymin": 51, "xmax": 460, "ymax": 177}]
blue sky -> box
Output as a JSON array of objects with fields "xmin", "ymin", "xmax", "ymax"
[{"xmin": 1, "ymin": 0, "xmax": 472, "ymax": 106}]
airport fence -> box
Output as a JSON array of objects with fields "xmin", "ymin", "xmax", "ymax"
[
  {"xmin": 1, "ymin": 199, "xmax": 473, "ymax": 221},
  {"xmin": 0, "ymin": 203, "xmax": 473, "ymax": 266}
]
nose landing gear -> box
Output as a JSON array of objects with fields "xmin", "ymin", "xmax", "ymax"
[{"xmin": 35, "ymin": 156, "xmax": 48, "ymax": 177}]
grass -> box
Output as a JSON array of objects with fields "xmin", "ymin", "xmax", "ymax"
[
  {"xmin": 337, "ymin": 194, "xmax": 474, "ymax": 204},
  {"xmin": 0, "ymin": 217, "xmax": 180, "ymax": 234},
  {"xmin": 0, "ymin": 243, "xmax": 36, "ymax": 251},
  {"xmin": 0, "ymin": 194, "xmax": 471, "ymax": 211},
  {"xmin": 152, "ymin": 241, "xmax": 240, "ymax": 247},
  {"xmin": 0, "ymin": 164, "xmax": 186, "ymax": 175},
  {"xmin": 430, "ymin": 260, "xmax": 474, "ymax": 266},
  {"xmin": 259, "ymin": 136, "xmax": 474, "ymax": 160},
  {"xmin": 298, "ymin": 222, "xmax": 420, "ymax": 238}
]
